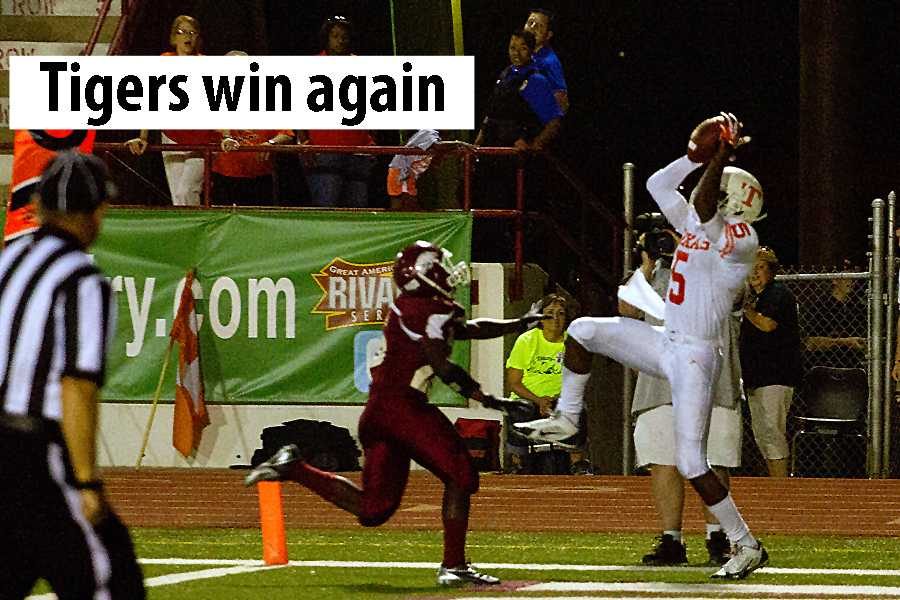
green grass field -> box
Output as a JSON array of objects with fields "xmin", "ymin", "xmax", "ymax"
[{"xmin": 28, "ymin": 528, "xmax": 900, "ymax": 599}]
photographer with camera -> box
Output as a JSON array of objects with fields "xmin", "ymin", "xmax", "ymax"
[{"xmin": 620, "ymin": 212, "xmax": 741, "ymax": 567}]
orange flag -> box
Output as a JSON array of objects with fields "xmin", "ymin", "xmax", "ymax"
[{"xmin": 172, "ymin": 270, "xmax": 209, "ymax": 457}]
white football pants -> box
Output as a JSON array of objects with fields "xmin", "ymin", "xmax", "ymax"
[{"xmin": 566, "ymin": 316, "xmax": 722, "ymax": 479}]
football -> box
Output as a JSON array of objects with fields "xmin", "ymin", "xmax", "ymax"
[{"xmin": 687, "ymin": 116, "xmax": 724, "ymax": 163}]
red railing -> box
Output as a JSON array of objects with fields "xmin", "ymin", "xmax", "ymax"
[
  {"xmin": 97, "ymin": 141, "xmax": 528, "ymax": 295},
  {"xmin": 74, "ymin": 1, "xmax": 620, "ymax": 306},
  {"xmin": 82, "ymin": 0, "xmax": 113, "ymax": 56}
]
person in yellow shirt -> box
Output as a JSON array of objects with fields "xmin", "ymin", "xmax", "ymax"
[{"xmin": 505, "ymin": 294, "xmax": 590, "ymax": 473}]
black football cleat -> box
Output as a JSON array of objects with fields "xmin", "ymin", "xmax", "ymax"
[
  {"xmin": 642, "ymin": 534, "xmax": 688, "ymax": 566},
  {"xmin": 244, "ymin": 444, "xmax": 302, "ymax": 486}
]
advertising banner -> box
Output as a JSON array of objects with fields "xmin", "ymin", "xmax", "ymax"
[{"xmin": 95, "ymin": 208, "xmax": 472, "ymax": 405}]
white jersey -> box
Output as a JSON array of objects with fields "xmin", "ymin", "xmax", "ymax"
[{"xmin": 646, "ymin": 156, "xmax": 758, "ymax": 342}]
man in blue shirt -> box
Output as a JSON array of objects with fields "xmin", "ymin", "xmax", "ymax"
[
  {"xmin": 524, "ymin": 8, "xmax": 569, "ymax": 113},
  {"xmin": 475, "ymin": 30, "xmax": 563, "ymax": 152}
]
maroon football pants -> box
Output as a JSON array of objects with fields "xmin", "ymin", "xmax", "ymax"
[{"xmin": 356, "ymin": 390, "xmax": 479, "ymax": 525}]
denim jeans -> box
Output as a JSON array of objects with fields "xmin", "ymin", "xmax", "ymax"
[{"xmin": 306, "ymin": 153, "xmax": 375, "ymax": 208}]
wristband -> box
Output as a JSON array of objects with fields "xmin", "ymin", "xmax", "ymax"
[{"xmin": 72, "ymin": 478, "xmax": 104, "ymax": 491}]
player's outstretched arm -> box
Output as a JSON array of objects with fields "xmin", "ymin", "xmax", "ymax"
[
  {"xmin": 422, "ymin": 337, "xmax": 483, "ymax": 397},
  {"xmin": 459, "ymin": 312, "xmax": 548, "ymax": 340},
  {"xmin": 421, "ymin": 338, "xmax": 531, "ymax": 411}
]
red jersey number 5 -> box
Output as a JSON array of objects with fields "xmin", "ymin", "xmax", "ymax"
[{"xmin": 668, "ymin": 250, "xmax": 689, "ymax": 305}]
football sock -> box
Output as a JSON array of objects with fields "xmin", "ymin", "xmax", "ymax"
[
  {"xmin": 556, "ymin": 367, "xmax": 589, "ymax": 417},
  {"xmin": 664, "ymin": 530, "xmax": 682, "ymax": 542},
  {"xmin": 707, "ymin": 494, "xmax": 756, "ymax": 549},
  {"xmin": 289, "ymin": 461, "xmax": 362, "ymax": 516},
  {"xmin": 442, "ymin": 517, "xmax": 468, "ymax": 568}
]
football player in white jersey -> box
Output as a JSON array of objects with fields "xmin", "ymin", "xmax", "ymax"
[{"xmin": 515, "ymin": 113, "xmax": 768, "ymax": 579}]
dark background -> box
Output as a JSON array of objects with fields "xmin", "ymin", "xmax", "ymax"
[{"xmin": 126, "ymin": 0, "xmax": 900, "ymax": 269}]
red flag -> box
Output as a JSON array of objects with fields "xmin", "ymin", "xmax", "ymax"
[{"xmin": 172, "ymin": 270, "xmax": 209, "ymax": 457}]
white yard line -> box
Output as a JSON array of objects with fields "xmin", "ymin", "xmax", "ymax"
[
  {"xmin": 138, "ymin": 558, "xmax": 900, "ymax": 577},
  {"xmin": 27, "ymin": 559, "xmax": 900, "ymax": 599},
  {"xmin": 26, "ymin": 564, "xmax": 283, "ymax": 599},
  {"xmin": 143, "ymin": 564, "xmax": 284, "ymax": 586},
  {"xmin": 523, "ymin": 581, "xmax": 900, "ymax": 596}
]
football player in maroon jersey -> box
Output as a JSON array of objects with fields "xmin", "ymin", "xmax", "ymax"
[{"xmin": 246, "ymin": 240, "xmax": 544, "ymax": 586}]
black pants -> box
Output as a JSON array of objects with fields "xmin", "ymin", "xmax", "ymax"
[
  {"xmin": 212, "ymin": 173, "xmax": 275, "ymax": 207},
  {"xmin": 0, "ymin": 435, "xmax": 144, "ymax": 599}
]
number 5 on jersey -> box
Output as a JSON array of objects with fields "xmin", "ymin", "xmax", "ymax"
[{"xmin": 668, "ymin": 250, "xmax": 689, "ymax": 305}]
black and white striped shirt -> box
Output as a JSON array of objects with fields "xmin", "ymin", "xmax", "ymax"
[{"xmin": 0, "ymin": 227, "xmax": 115, "ymax": 422}]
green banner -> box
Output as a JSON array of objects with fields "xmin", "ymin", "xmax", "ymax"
[{"xmin": 94, "ymin": 209, "xmax": 472, "ymax": 405}]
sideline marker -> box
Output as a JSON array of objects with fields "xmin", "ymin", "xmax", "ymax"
[{"xmin": 257, "ymin": 481, "xmax": 288, "ymax": 565}]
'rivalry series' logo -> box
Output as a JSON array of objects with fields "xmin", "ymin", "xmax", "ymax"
[{"xmin": 311, "ymin": 258, "xmax": 397, "ymax": 330}]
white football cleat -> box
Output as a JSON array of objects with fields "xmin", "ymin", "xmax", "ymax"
[
  {"xmin": 437, "ymin": 563, "xmax": 500, "ymax": 586},
  {"xmin": 512, "ymin": 411, "xmax": 580, "ymax": 444},
  {"xmin": 710, "ymin": 541, "xmax": 768, "ymax": 580}
]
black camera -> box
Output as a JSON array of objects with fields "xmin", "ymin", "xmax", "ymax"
[{"xmin": 634, "ymin": 212, "xmax": 677, "ymax": 261}]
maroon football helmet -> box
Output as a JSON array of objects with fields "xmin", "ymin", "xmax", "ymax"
[{"xmin": 393, "ymin": 241, "xmax": 470, "ymax": 298}]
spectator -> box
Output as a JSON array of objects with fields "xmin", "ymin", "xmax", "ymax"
[
  {"xmin": 471, "ymin": 29, "xmax": 564, "ymax": 262},
  {"xmin": 5, "ymin": 129, "xmax": 96, "ymax": 243},
  {"xmin": 124, "ymin": 15, "xmax": 207, "ymax": 206},
  {"xmin": 215, "ymin": 126, "xmax": 294, "ymax": 206},
  {"xmin": 505, "ymin": 294, "xmax": 591, "ymax": 474},
  {"xmin": 387, "ymin": 130, "xmax": 473, "ymax": 210},
  {"xmin": 0, "ymin": 152, "xmax": 145, "ymax": 598},
  {"xmin": 802, "ymin": 259, "xmax": 867, "ymax": 369},
  {"xmin": 740, "ymin": 247, "xmax": 802, "ymax": 477},
  {"xmin": 474, "ymin": 29, "xmax": 563, "ymax": 152},
  {"xmin": 620, "ymin": 237, "xmax": 737, "ymax": 567},
  {"xmin": 523, "ymin": 8, "xmax": 569, "ymax": 113},
  {"xmin": 298, "ymin": 16, "xmax": 376, "ymax": 207}
]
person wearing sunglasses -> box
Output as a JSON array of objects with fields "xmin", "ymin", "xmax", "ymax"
[{"xmin": 124, "ymin": 15, "xmax": 207, "ymax": 207}]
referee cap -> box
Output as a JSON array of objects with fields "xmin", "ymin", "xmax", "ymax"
[{"xmin": 37, "ymin": 150, "xmax": 116, "ymax": 213}]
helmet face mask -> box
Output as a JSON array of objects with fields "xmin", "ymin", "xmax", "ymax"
[
  {"xmin": 688, "ymin": 167, "xmax": 764, "ymax": 223},
  {"xmin": 718, "ymin": 166, "xmax": 764, "ymax": 223},
  {"xmin": 394, "ymin": 241, "xmax": 470, "ymax": 298}
]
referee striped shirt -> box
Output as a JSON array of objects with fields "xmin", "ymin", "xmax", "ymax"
[{"xmin": 0, "ymin": 226, "xmax": 115, "ymax": 422}]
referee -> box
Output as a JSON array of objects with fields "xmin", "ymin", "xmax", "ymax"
[{"xmin": 0, "ymin": 151, "xmax": 144, "ymax": 598}]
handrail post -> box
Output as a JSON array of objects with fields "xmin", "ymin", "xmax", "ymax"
[
  {"xmin": 83, "ymin": 0, "xmax": 112, "ymax": 56},
  {"xmin": 202, "ymin": 148, "xmax": 213, "ymax": 208},
  {"xmin": 870, "ymin": 198, "xmax": 885, "ymax": 477},
  {"xmin": 511, "ymin": 153, "xmax": 525, "ymax": 300},
  {"xmin": 884, "ymin": 191, "xmax": 896, "ymax": 476},
  {"xmin": 622, "ymin": 162, "xmax": 635, "ymax": 475},
  {"xmin": 463, "ymin": 151, "xmax": 472, "ymax": 211}
]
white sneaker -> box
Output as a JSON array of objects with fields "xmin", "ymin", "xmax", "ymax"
[
  {"xmin": 710, "ymin": 541, "xmax": 768, "ymax": 580},
  {"xmin": 437, "ymin": 563, "xmax": 500, "ymax": 586},
  {"xmin": 512, "ymin": 411, "xmax": 580, "ymax": 444}
]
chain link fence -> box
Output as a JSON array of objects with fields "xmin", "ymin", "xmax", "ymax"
[{"xmin": 735, "ymin": 266, "xmax": 872, "ymax": 477}]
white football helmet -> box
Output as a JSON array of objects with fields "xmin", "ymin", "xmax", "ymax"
[{"xmin": 719, "ymin": 167, "xmax": 764, "ymax": 222}]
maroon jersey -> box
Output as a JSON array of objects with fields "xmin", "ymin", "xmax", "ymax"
[{"xmin": 370, "ymin": 293, "xmax": 465, "ymax": 396}]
